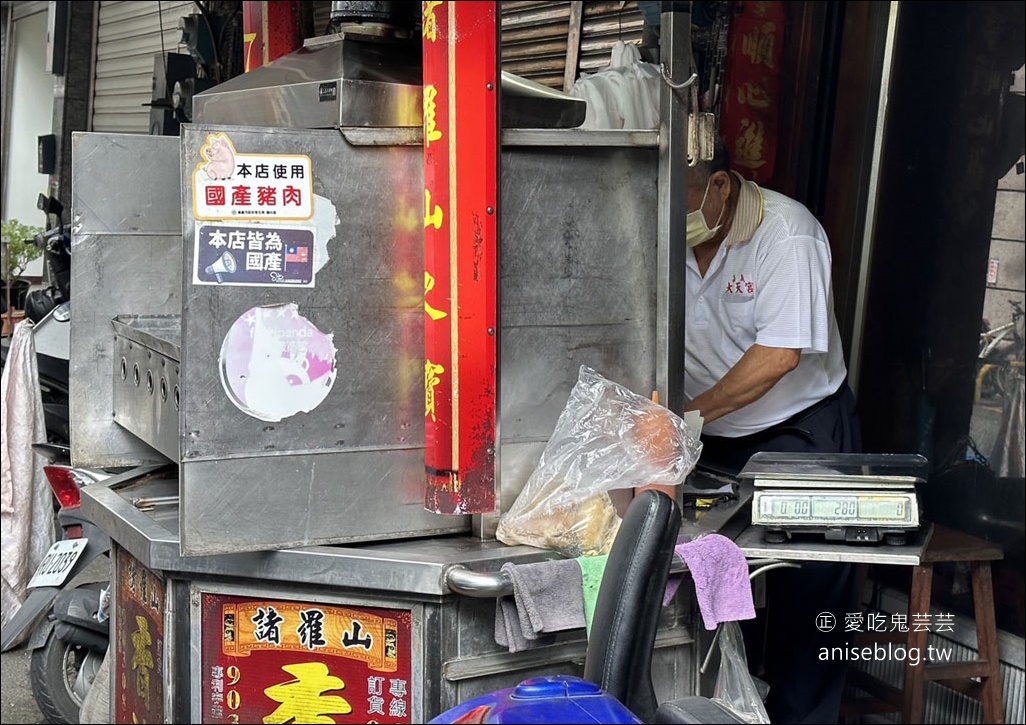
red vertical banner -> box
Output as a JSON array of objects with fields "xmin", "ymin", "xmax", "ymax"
[
  {"xmin": 114, "ymin": 546, "xmax": 166, "ymax": 724},
  {"xmin": 422, "ymin": 1, "xmax": 499, "ymax": 514},
  {"xmin": 422, "ymin": 0, "xmax": 455, "ymax": 507},
  {"xmin": 719, "ymin": 1, "xmax": 786, "ymax": 183}
]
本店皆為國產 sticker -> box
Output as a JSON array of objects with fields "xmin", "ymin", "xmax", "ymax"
[{"xmin": 194, "ymin": 222, "xmax": 316, "ymax": 288}]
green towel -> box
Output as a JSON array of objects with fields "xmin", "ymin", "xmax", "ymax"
[{"xmin": 576, "ymin": 554, "xmax": 609, "ymax": 637}]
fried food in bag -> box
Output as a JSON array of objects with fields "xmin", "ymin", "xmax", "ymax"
[{"xmin": 496, "ymin": 366, "xmax": 702, "ymax": 557}]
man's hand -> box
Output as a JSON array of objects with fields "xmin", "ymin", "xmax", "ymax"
[{"xmin": 684, "ymin": 344, "xmax": 800, "ymax": 424}]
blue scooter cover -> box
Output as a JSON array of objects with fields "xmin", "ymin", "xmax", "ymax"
[{"xmin": 429, "ymin": 675, "xmax": 643, "ymax": 724}]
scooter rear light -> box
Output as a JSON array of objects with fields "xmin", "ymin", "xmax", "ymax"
[
  {"xmin": 43, "ymin": 465, "xmax": 82, "ymax": 509},
  {"xmin": 64, "ymin": 524, "xmax": 84, "ymax": 540}
]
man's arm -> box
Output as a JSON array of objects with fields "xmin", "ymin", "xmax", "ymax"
[{"xmin": 684, "ymin": 344, "xmax": 800, "ymax": 424}]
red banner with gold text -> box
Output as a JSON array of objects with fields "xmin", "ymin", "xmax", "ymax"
[
  {"xmin": 719, "ymin": 1, "xmax": 786, "ymax": 183},
  {"xmin": 421, "ymin": 1, "xmax": 498, "ymax": 515}
]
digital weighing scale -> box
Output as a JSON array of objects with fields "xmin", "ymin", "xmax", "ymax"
[{"xmin": 739, "ymin": 452, "xmax": 928, "ymax": 545}]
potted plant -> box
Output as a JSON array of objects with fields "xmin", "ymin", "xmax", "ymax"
[{"xmin": 1, "ymin": 218, "xmax": 44, "ymax": 335}]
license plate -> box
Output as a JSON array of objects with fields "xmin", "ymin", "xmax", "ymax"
[{"xmin": 28, "ymin": 539, "xmax": 88, "ymax": 589}]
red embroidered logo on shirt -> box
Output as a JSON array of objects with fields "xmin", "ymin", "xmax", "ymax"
[{"xmin": 725, "ymin": 274, "xmax": 755, "ymax": 295}]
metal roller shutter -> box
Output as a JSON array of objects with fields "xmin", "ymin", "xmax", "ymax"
[
  {"xmin": 501, "ymin": 0, "xmax": 644, "ymax": 90},
  {"xmin": 91, "ymin": 0, "xmax": 195, "ymax": 133},
  {"xmin": 311, "ymin": 0, "xmax": 333, "ymax": 37},
  {"xmin": 90, "ymin": 1, "xmax": 643, "ymax": 132},
  {"xmin": 577, "ymin": 1, "xmax": 645, "ymax": 74}
]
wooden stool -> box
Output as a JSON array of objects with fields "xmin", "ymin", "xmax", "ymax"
[
  {"xmin": 903, "ymin": 524, "xmax": 1004, "ymax": 724},
  {"xmin": 844, "ymin": 525, "xmax": 1004, "ymax": 724}
]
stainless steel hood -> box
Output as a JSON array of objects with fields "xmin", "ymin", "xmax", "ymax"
[
  {"xmin": 193, "ymin": 32, "xmax": 586, "ymax": 129},
  {"xmin": 193, "ymin": 33, "xmax": 423, "ymax": 129}
]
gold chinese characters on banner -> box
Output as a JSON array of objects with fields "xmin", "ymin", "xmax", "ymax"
[{"xmin": 720, "ymin": 1, "xmax": 786, "ymax": 183}]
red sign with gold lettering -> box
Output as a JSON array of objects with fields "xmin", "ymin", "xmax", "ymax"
[
  {"xmin": 719, "ymin": 1, "xmax": 786, "ymax": 183},
  {"xmin": 114, "ymin": 546, "xmax": 166, "ymax": 724},
  {"xmin": 421, "ymin": 1, "xmax": 499, "ymax": 515},
  {"xmin": 199, "ymin": 593, "xmax": 414, "ymax": 724}
]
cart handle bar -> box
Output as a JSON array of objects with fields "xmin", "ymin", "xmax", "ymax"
[{"xmin": 443, "ymin": 557, "xmax": 794, "ymax": 598}]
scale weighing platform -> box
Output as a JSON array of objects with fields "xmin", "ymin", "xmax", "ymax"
[{"xmin": 740, "ymin": 452, "xmax": 928, "ymax": 545}]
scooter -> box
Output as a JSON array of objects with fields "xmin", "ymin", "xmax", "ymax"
[
  {"xmin": 26, "ymin": 195, "xmax": 72, "ymax": 446},
  {"xmin": 0, "ymin": 445, "xmax": 112, "ymax": 724},
  {"xmin": 23, "ymin": 194, "xmax": 71, "ymax": 325},
  {"xmin": 25, "ymin": 301, "xmax": 71, "ymax": 445}
]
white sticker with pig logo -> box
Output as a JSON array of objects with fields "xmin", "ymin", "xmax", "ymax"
[{"xmin": 193, "ymin": 133, "xmax": 314, "ymax": 221}]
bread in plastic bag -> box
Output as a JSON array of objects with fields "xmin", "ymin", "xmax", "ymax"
[{"xmin": 496, "ymin": 366, "xmax": 702, "ymax": 557}]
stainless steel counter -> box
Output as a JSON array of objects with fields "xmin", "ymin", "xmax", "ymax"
[
  {"xmin": 84, "ymin": 466, "xmax": 707, "ymax": 721},
  {"xmin": 83, "ymin": 466, "xmax": 929, "ymax": 601},
  {"xmin": 82, "ymin": 467, "xmax": 581, "ymax": 598}
]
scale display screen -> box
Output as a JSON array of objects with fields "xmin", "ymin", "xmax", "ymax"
[{"xmin": 753, "ymin": 492, "xmax": 916, "ymax": 526}]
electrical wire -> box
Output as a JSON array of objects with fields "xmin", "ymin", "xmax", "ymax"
[{"xmin": 158, "ymin": 0, "xmax": 168, "ymax": 96}]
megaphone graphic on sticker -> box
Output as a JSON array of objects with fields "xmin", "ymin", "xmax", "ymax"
[{"xmin": 205, "ymin": 251, "xmax": 237, "ymax": 283}]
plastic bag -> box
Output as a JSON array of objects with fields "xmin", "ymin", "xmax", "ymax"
[
  {"xmin": 712, "ymin": 622, "xmax": 771, "ymax": 724},
  {"xmin": 495, "ymin": 366, "xmax": 702, "ymax": 557},
  {"xmin": 569, "ymin": 40, "xmax": 661, "ymax": 130}
]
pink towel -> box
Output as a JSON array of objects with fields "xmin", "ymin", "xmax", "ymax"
[{"xmin": 663, "ymin": 534, "xmax": 755, "ymax": 630}]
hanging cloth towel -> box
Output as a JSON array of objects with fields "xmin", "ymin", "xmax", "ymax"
[
  {"xmin": 494, "ymin": 559, "xmax": 586, "ymax": 653},
  {"xmin": 663, "ymin": 535, "xmax": 755, "ymax": 630},
  {"xmin": 576, "ymin": 554, "xmax": 609, "ymax": 637},
  {"xmin": 1, "ymin": 321, "xmax": 56, "ymax": 638},
  {"xmin": 495, "ymin": 596, "xmax": 540, "ymax": 653}
]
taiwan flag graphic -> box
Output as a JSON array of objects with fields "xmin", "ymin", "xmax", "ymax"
[{"xmin": 285, "ymin": 245, "xmax": 309, "ymax": 264}]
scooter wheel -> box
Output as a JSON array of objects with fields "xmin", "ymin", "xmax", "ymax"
[{"xmin": 30, "ymin": 626, "xmax": 100, "ymax": 724}]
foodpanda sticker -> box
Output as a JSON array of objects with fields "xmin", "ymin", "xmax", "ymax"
[
  {"xmin": 193, "ymin": 133, "xmax": 314, "ymax": 221},
  {"xmin": 219, "ymin": 304, "xmax": 337, "ymax": 422}
]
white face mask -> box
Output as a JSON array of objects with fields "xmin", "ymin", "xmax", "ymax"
[{"xmin": 686, "ymin": 177, "xmax": 725, "ymax": 248}]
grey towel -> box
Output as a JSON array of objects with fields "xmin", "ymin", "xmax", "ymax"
[
  {"xmin": 494, "ymin": 559, "xmax": 586, "ymax": 652},
  {"xmin": 495, "ymin": 596, "xmax": 545, "ymax": 653}
]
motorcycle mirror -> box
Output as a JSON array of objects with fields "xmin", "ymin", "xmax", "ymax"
[{"xmin": 36, "ymin": 193, "xmax": 64, "ymax": 219}]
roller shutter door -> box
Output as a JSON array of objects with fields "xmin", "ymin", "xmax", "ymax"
[
  {"xmin": 91, "ymin": 1, "xmax": 643, "ymax": 132},
  {"xmin": 501, "ymin": 1, "xmax": 645, "ymax": 90},
  {"xmin": 91, "ymin": 1, "xmax": 194, "ymax": 133},
  {"xmin": 311, "ymin": 0, "xmax": 333, "ymax": 36}
]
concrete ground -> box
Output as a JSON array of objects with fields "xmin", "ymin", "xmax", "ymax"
[
  {"xmin": 1, "ymin": 556, "xmax": 109, "ymax": 724},
  {"xmin": 1, "ymin": 644, "xmax": 44, "ymax": 724}
]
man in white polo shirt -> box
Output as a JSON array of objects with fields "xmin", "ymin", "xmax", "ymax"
[{"xmin": 683, "ymin": 137, "xmax": 861, "ymax": 724}]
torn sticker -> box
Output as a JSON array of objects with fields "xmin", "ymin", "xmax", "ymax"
[
  {"xmin": 312, "ymin": 193, "xmax": 338, "ymax": 274},
  {"xmin": 219, "ymin": 304, "xmax": 337, "ymax": 422}
]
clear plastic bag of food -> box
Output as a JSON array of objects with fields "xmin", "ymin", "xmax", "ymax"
[{"xmin": 496, "ymin": 366, "xmax": 702, "ymax": 557}]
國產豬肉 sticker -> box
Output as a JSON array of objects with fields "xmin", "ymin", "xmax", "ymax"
[{"xmin": 219, "ymin": 304, "xmax": 337, "ymax": 422}]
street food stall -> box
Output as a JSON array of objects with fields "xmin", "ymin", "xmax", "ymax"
[
  {"xmin": 67, "ymin": 1, "xmax": 1025, "ymax": 723},
  {"xmin": 71, "ymin": 4, "xmax": 709, "ymax": 721}
]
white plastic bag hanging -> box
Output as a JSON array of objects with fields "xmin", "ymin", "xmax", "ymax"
[
  {"xmin": 496, "ymin": 366, "xmax": 702, "ymax": 557},
  {"xmin": 569, "ymin": 40, "xmax": 661, "ymax": 130}
]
